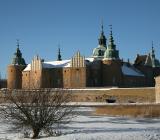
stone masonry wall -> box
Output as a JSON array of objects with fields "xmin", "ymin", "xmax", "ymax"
[{"xmin": 155, "ymin": 76, "xmax": 160, "ymax": 103}]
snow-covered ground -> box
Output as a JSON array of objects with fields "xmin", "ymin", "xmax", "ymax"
[{"xmin": 0, "ymin": 107, "xmax": 160, "ymax": 140}]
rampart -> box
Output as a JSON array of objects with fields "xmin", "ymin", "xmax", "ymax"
[
  {"xmin": 70, "ymin": 87, "xmax": 155, "ymax": 103},
  {"xmin": 0, "ymin": 87, "xmax": 155, "ymax": 103}
]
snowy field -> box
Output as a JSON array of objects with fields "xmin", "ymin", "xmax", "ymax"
[{"xmin": 0, "ymin": 107, "xmax": 160, "ymax": 140}]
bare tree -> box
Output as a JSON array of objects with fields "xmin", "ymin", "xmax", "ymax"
[{"xmin": 0, "ymin": 89, "xmax": 74, "ymax": 139}]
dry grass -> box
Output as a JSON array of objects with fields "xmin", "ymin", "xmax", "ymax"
[
  {"xmin": 0, "ymin": 87, "xmax": 155, "ymax": 103},
  {"xmin": 71, "ymin": 88, "xmax": 155, "ymax": 102},
  {"xmin": 95, "ymin": 104, "xmax": 160, "ymax": 118}
]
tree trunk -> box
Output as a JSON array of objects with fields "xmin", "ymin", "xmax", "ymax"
[{"xmin": 32, "ymin": 129, "xmax": 40, "ymax": 139}]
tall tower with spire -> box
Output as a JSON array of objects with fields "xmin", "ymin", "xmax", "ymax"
[
  {"xmin": 92, "ymin": 22, "xmax": 107, "ymax": 59},
  {"xmin": 57, "ymin": 47, "xmax": 62, "ymax": 61},
  {"xmin": 7, "ymin": 40, "xmax": 27, "ymax": 89},
  {"xmin": 103, "ymin": 25, "xmax": 122, "ymax": 87},
  {"xmin": 11, "ymin": 40, "xmax": 26, "ymax": 65},
  {"xmin": 104, "ymin": 25, "xmax": 119, "ymax": 60},
  {"xmin": 98, "ymin": 23, "xmax": 107, "ymax": 46},
  {"xmin": 145, "ymin": 41, "xmax": 160, "ymax": 67},
  {"xmin": 151, "ymin": 41, "xmax": 155, "ymax": 60}
]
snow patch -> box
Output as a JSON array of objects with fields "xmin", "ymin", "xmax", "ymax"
[{"xmin": 1, "ymin": 107, "xmax": 160, "ymax": 140}]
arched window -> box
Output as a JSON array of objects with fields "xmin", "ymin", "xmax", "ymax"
[{"xmin": 98, "ymin": 50, "xmax": 102, "ymax": 56}]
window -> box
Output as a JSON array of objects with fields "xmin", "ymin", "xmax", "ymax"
[{"xmin": 98, "ymin": 50, "xmax": 102, "ymax": 56}]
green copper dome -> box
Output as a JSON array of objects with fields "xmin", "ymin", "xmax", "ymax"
[
  {"xmin": 104, "ymin": 48, "xmax": 119, "ymax": 59},
  {"xmin": 92, "ymin": 24, "xmax": 107, "ymax": 58},
  {"xmin": 11, "ymin": 41, "xmax": 26, "ymax": 66},
  {"xmin": 104, "ymin": 26, "xmax": 119, "ymax": 60},
  {"xmin": 93, "ymin": 45, "xmax": 107, "ymax": 57}
]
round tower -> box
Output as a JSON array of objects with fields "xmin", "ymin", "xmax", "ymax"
[{"xmin": 7, "ymin": 40, "xmax": 26, "ymax": 89}]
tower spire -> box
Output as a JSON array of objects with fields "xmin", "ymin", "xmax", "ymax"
[
  {"xmin": 101, "ymin": 19, "xmax": 104, "ymax": 34},
  {"xmin": 98, "ymin": 21, "xmax": 106, "ymax": 46},
  {"xmin": 16, "ymin": 39, "xmax": 20, "ymax": 49},
  {"xmin": 109, "ymin": 24, "xmax": 114, "ymax": 45},
  {"xmin": 57, "ymin": 45, "xmax": 62, "ymax": 61},
  {"xmin": 104, "ymin": 25, "xmax": 119, "ymax": 60},
  {"xmin": 151, "ymin": 41, "xmax": 155, "ymax": 59},
  {"xmin": 11, "ymin": 40, "xmax": 26, "ymax": 65},
  {"xmin": 152, "ymin": 41, "xmax": 154, "ymax": 50},
  {"xmin": 109, "ymin": 24, "xmax": 112, "ymax": 34}
]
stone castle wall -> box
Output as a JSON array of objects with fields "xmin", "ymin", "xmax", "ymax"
[
  {"xmin": 63, "ymin": 67, "xmax": 86, "ymax": 88},
  {"xmin": 22, "ymin": 67, "xmax": 87, "ymax": 89},
  {"xmin": 155, "ymin": 76, "xmax": 160, "ymax": 103},
  {"xmin": 122, "ymin": 75, "xmax": 145, "ymax": 87},
  {"xmin": 102, "ymin": 60, "xmax": 122, "ymax": 86},
  {"xmin": 22, "ymin": 70, "xmax": 42, "ymax": 89}
]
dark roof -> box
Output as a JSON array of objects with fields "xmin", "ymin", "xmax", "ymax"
[{"xmin": 134, "ymin": 55, "xmax": 147, "ymax": 65}]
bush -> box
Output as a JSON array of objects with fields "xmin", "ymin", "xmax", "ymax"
[{"xmin": 0, "ymin": 89, "xmax": 74, "ymax": 139}]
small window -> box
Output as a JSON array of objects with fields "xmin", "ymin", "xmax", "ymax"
[{"xmin": 98, "ymin": 50, "xmax": 102, "ymax": 56}]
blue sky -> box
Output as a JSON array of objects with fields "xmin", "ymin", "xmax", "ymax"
[{"xmin": 0, "ymin": 0, "xmax": 160, "ymax": 78}]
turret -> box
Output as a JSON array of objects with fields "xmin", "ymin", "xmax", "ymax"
[
  {"xmin": 7, "ymin": 40, "xmax": 26, "ymax": 89},
  {"xmin": 145, "ymin": 41, "xmax": 160, "ymax": 67},
  {"xmin": 98, "ymin": 23, "xmax": 107, "ymax": 46},
  {"xmin": 57, "ymin": 47, "xmax": 62, "ymax": 61},
  {"xmin": 92, "ymin": 22, "xmax": 107, "ymax": 59},
  {"xmin": 104, "ymin": 25, "xmax": 119, "ymax": 60},
  {"xmin": 151, "ymin": 42, "xmax": 155, "ymax": 60}
]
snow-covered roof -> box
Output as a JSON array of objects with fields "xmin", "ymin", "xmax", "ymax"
[
  {"xmin": 85, "ymin": 57, "xmax": 95, "ymax": 62},
  {"xmin": 23, "ymin": 58, "xmax": 94, "ymax": 71},
  {"xmin": 42, "ymin": 60, "xmax": 71, "ymax": 68},
  {"xmin": 122, "ymin": 64, "xmax": 144, "ymax": 77},
  {"xmin": 23, "ymin": 64, "xmax": 31, "ymax": 71}
]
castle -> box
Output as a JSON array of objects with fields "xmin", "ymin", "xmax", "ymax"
[{"xmin": 7, "ymin": 25, "xmax": 160, "ymax": 89}]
